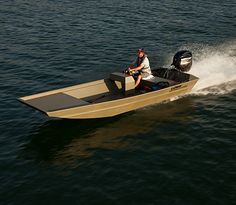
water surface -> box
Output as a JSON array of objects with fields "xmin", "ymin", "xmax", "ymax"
[{"xmin": 0, "ymin": 1, "xmax": 236, "ymax": 204}]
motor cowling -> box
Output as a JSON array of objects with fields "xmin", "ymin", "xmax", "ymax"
[{"xmin": 172, "ymin": 50, "xmax": 192, "ymax": 72}]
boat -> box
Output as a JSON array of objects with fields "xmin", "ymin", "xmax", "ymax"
[{"xmin": 18, "ymin": 50, "xmax": 199, "ymax": 119}]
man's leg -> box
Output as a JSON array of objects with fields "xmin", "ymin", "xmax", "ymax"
[{"xmin": 135, "ymin": 75, "xmax": 142, "ymax": 88}]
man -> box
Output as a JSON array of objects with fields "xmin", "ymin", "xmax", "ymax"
[{"xmin": 128, "ymin": 48, "xmax": 152, "ymax": 88}]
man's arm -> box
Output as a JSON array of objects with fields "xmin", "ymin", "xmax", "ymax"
[{"xmin": 129, "ymin": 64, "xmax": 143, "ymax": 72}]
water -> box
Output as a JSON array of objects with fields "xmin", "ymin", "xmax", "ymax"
[{"xmin": 0, "ymin": 0, "xmax": 236, "ymax": 204}]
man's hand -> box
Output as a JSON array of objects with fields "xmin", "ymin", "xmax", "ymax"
[{"xmin": 128, "ymin": 67, "xmax": 135, "ymax": 72}]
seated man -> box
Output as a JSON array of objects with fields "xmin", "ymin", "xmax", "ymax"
[{"xmin": 128, "ymin": 48, "xmax": 152, "ymax": 88}]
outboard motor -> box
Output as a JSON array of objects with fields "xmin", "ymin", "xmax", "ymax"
[{"xmin": 172, "ymin": 50, "xmax": 192, "ymax": 72}]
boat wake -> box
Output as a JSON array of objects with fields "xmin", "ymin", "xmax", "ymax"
[{"xmin": 185, "ymin": 41, "xmax": 236, "ymax": 95}]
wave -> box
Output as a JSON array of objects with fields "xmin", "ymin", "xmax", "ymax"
[{"xmin": 183, "ymin": 41, "xmax": 236, "ymax": 95}]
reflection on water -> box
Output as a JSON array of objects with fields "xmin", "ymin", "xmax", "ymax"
[{"xmin": 25, "ymin": 97, "xmax": 195, "ymax": 165}]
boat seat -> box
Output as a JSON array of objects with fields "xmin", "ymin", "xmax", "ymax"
[
  {"xmin": 110, "ymin": 72, "xmax": 135, "ymax": 95},
  {"xmin": 142, "ymin": 75, "xmax": 177, "ymax": 86}
]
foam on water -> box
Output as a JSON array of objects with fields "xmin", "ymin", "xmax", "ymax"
[{"xmin": 187, "ymin": 41, "xmax": 236, "ymax": 95}]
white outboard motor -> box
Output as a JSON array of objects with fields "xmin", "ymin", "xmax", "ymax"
[{"xmin": 172, "ymin": 50, "xmax": 192, "ymax": 72}]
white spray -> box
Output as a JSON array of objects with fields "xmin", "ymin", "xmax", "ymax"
[{"xmin": 183, "ymin": 41, "xmax": 236, "ymax": 95}]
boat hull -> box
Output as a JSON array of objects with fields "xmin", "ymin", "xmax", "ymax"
[
  {"xmin": 48, "ymin": 80, "xmax": 197, "ymax": 119},
  {"xmin": 18, "ymin": 73, "xmax": 198, "ymax": 119}
]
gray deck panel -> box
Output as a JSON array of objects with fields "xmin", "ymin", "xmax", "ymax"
[{"xmin": 24, "ymin": 93, "xmax": 89, "ymax": 112}]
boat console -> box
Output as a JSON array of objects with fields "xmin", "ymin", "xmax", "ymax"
[{"xmin": 109, "ymin": 72, "xmax": 135, "ymax": 95}]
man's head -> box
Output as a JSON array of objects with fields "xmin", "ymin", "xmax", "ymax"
[{"xmin": 137, "ymin": 48, "xmax": 145, "ymax": 58}]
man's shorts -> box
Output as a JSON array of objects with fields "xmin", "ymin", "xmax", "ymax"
[{"xmin": 141, "ymin": 72, "xmax": 151, "ymax": 79}]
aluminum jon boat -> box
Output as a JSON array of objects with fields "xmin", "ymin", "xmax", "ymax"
[{"xmin": 18, "ymin": 50, "xmax": 199, "ymax": 119}]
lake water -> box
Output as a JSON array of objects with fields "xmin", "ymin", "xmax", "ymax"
[{"xmin": 0, "ymin": 0, "xmax": 236, "ymax": 204}]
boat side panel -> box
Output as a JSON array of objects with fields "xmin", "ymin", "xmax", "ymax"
[
  {"xmin": 64, "ymin": 79, "xmax": 121, "ymax": 99},
  {"xmin": 47, "ymin": 79, "xmax": 198, "ymax": 119}
]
